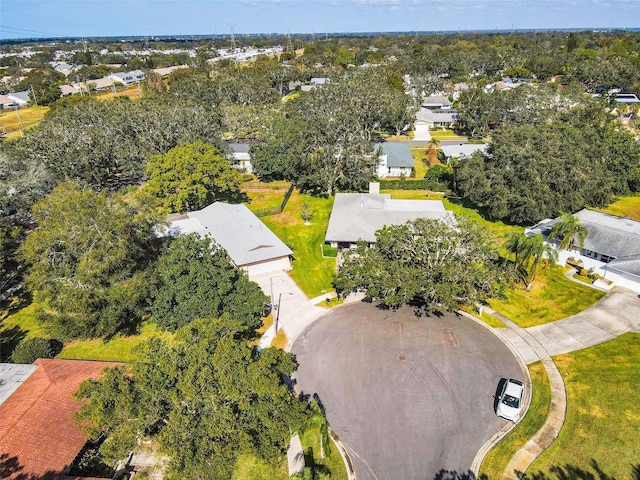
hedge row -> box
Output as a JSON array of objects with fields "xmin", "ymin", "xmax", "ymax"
[{"xmin": 379, "ymin": 179, "xmax": 447, "ymax": 191}]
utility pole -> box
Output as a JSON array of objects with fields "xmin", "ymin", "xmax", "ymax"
[
  {"xmin": 227, "ymin": 23, "xmax": 237, "ymax": 52},
  {"xmin": 30, "ymin": 85, "xmax": 38, "ymax": 107}
]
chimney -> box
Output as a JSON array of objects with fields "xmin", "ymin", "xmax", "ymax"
[{"xmin": 369, "ymin": 182, "xmax": 380, "ymax": 194}]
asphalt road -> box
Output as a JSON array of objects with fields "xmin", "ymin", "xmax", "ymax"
[{"xmin": 291, "ymin": 303, "xmax": 522, "ymax": 480}]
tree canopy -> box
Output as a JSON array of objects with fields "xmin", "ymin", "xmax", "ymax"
[
  {"xmin": 151, "ymin": 233, "xmax": 268, "ymax": 332},
  {"xmin": 251, "ymin": 68, "xmax": 415, "ymax": 196},
  {"xmin": 455, "ymin": 102, "xmax": 640, "ymax": 224},
  {"xmin": 18, "ymin": 182, "xmax": 162, "ymax": 339},
  {"xmin": 145, "ymin": 141, "xmax": 242, "ymax": 213},
  {"xmin": 334, "ymin": 217, "xmax": 508, "ymax": 311},
  {"xmin": 75, "ymin": 316, "xmax": 311, "ymax": 479},
  {"xmin": 6, "ymin": 95, "xmax": 224, "ymax": 190}
]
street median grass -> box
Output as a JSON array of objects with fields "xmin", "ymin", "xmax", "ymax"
[
  {"xmin": 488, "ymin": 266, "xmax": 605, "ymax": 327},
  {"xmin": 260, "ymin": 190, "xmax": 336, "ymax": 298},
  {"xmin": 480, "ymin": 361, "xmax": 551, "ymax": 478},
  {"xmin": 529, "ymin": 333, "xmax": 640, "ymax": 477}
]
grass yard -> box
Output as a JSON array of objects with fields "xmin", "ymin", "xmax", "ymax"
[
  {"xmin": 379, "ymin": 189, "xmax": 445, "ymax": 200},
  {"xmin": 0, "ymin": 105, "xmax": 49, "ymax": 138},
  {"xmin": 243, "ymin": 181, "xmax": 291, "ymax": 213},
  {"xmin": 529, "ymin": 333, "xmax": 640, "ymax": 478},
  {"xmin": 58, "ymin": 322, "xmax": 174, "ymax": 362},
  {"xmin": 488, "ymin": 266, "xmax": 606, "ymax": 327},
  {"xmin": 480, "ymin": 361, "xmax": 551, "ymax": 478},
  {"xmin": 299, "ymin": 425, "xmax": 348, "ymax": 480},
  {"xmin": 597, "ymin": 195, "xmax": 640, "ymax": 221},
  {"xmin": 95, "ymin": 86, "xmax": 142, "ymax": 101},
  {"xmin": 411, "ymin": 146, "xmax": 430, "ymax": 178},
  {"xmin": 0, "ymin": 296, "xmax": 174, "ymax": 362},
  {"xmin": 443, "ymin": 198, "xmax": 524, "ymax": 244},
  {"xmin": 260, "ymin": 190, "xmax": 336, "ymax": 298}
]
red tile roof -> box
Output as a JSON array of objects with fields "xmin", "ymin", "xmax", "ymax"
[{"xmin": 0, "ymin": 359, "xmax": 122, "ymax": 480}]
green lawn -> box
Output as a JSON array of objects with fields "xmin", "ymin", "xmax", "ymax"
[
  {"xmin": 58, "ymin": 322, "xmax": 174, "ymax": 362},
  {"xmin": 529, "ymin": 333, "xmax": 640, "ymax": 478},
  {"xmin": 480, "ymin": 361, "xmax": 551, "ymax": 478},
  {"xmin": 597, "ymin": 195, "xmax": 640, "ymax": 221},
  {"xmin": 410, "ymin": 147, "xmax": 429, "ymax": 178},
  {"xmin": 243, "ymin": 181, "xmax": 291, "ymax": 212},
  {"xmin": 232, "ymin": 423, "xmax": 348, "ymax": 480},
  {"xmin": 0, "ymin": 105, "xmax": 49, "ymax": 139},
  {"xmin": 488, "ymin": 266, "xmax": 606, "ymax": 327},
  {"xmin": 299, "ymin": 425, "xmax": 348, "ymax": 480},
  {"xmin": 260, "ymin": 190, "xmax": 336, "ymax": 298},
  {"xmin": 0, "ymin": 296, "xmax": 174, "ymax": 362},
  {"xmin": 442, "ymin": 198, "xmax": 524, "ymax": 245}
]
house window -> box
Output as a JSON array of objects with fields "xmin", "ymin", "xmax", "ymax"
[
  {"xmin": 582, "ymin": 249, "xmax": 595, "ymax": 258},
  {"xmin": 600, "ymin": 254, "xmax": 615, "ymax": 263},
  {"xmin": 388, "ymin": 167, "xmax": 391, "ymax": 174}
]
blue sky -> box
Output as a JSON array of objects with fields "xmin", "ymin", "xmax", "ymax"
[{"xmin": 1, "ymin": 0, "xmax": 639, "ymax": 40}]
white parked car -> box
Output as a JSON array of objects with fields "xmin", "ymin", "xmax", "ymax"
[{"xmin": 496, "ymin": 378, "xmax": 524, "ymax": 422}]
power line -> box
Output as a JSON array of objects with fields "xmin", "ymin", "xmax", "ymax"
[{"xmin": 0, "ymin": 24, "xmax": 64, "ymax": 37}]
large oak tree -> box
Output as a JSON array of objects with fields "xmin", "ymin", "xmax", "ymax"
[{"xmin": 334, "ymin": 217, "xmax": 508, "ymax": 311}]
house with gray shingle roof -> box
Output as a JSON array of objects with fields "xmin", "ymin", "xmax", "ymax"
[
  {"xmin": 325, "ymin": 183, "xmax": 454, "ymax": 248},
  {"xmin": 376, "ymin": 142, "xmax": 414, "ymax": 178},
  {"xmin": 526, "ymin": 209, "xmax": 640, "ymax": 293},
  {"xmin": 169, "ymin": 202, "xmax": 292, "ymax": 278}
]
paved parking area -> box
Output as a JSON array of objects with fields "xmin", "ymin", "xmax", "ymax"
[{"xmin": 291, "ymin": 303, "xmax": 523, "ymax": 480}]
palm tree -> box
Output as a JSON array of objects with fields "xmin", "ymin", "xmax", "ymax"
[
  {"xmin": 548, "ymin": 213, "xmax": 588, "ymax": 251},
  {"xmin": 504, "ymin": 232, "xmax": 559, "ymax": 290}
]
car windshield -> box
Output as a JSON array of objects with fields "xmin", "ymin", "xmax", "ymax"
[{"xmin": 502, "ymin": 394, "xmax": 520, "ymax": 408}]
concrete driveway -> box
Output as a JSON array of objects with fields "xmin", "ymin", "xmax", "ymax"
[{"xmin": 291, "ymin": 303, "xmax": 523, "ymax": 480}]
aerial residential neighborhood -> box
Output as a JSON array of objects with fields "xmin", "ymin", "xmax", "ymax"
[{"xmin": 1, "ymin": 2, "xmax": 640, "ymax": 480}]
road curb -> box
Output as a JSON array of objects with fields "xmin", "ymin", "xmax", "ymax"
[
  {"xmin": 458, "ymin": 311, "xmax": 533, "ymax": 477},
  {"xmin": 328, "ymin": 427, "xmax": 357, "ymax": 480}
]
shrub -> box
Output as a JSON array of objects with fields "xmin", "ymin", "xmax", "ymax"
[
  {"xmin": 11, "ymin": 337, "xmax": 63, "ymax": 364},
  {"xmin": 322, "ymin": 244, "xmax": 338, "ymax": 258},
  {"xmin": 591, "ymin": 273, "xmax": 601, "ymax": 280},
  {"xmin": 579, "ymin": 268, "xmax": 590, "ymax": 277}
]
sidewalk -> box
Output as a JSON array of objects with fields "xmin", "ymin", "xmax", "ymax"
[{"xmin": 475, "ymin": 288, "xmax": 640, "ymax": 479}]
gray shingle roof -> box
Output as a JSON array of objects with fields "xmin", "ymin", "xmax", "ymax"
[
  {"xmin": 575, "ymin": 209, "xmax": 640, "ymax": 259},
  {"xmin": 170, "ymin": 202, "xmax": 292, "ymax": 266},
  {"xmin": 375, "ymin": 142, "xmax": 414, "ymax": 168},
  {"xmin": 607, "ymin": 254, "xmax": 640, "ymax": 278},
  {"xmin": 416, "ymin": 107, "xmax": 458, "ymax": 124},
  {"xmin": 325, "ymin": 193, "xmax": 454, "ymax": 244}
]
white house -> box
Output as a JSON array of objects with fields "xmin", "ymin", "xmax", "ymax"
[
  {"xmin": 229, "ymin": 143, "xmax": 253, "ymax": 173},
  {"xmin": 109, "ymin": 69, "xmax": 145, "ymax": 86},
  {"xmin": 376, "ymin": 142, "xmax": 414, "ymax": 178},
  {"xmin": 169, "ymin": 202, "xmax": 292, "ymax": 278},
  {"xmin": 324, "ymin": 182, "xmax": 455, "ymax": 248},
  {"xmin": 526, "ymin": 209, "xmax": 640, "ymax": 293},
  {"xmin": 6, "ymin": 91, "xmax": 30, "ymax": 107},
  {"xmin": 440, "ymin": 143, "xmax": 487, "ymax": 163}
]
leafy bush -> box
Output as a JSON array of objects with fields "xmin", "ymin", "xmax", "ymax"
[
  {"xmin": 321, "ymin": 244, "xmax": 338, "ymax": 258},
  {"xmin": 579, "ymin": 268, "xmax": 590, "ymax": 277},
  {"xmin": 11, "ymin": 337, "xmax": 63, "ymax": 364}
]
